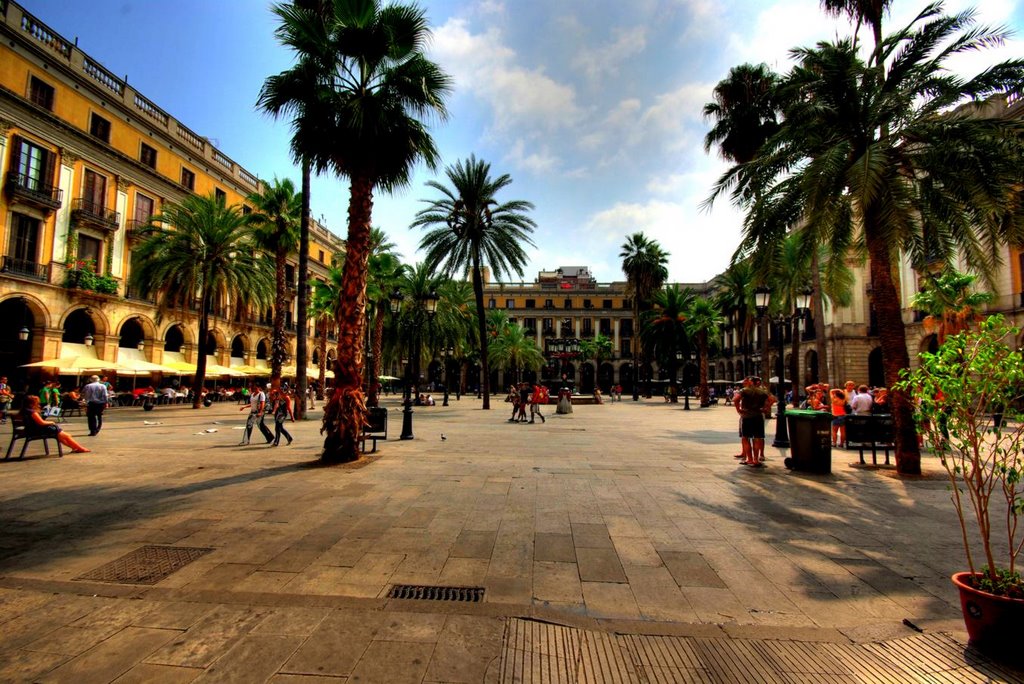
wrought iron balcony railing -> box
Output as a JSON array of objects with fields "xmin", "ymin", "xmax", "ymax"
[
  {"xmin": 71, "ymin": 198, "xmax": 119, "ymax": 231},
  {"xmin": 1, "ymin": 255, "xmax": 49, "ymax": 282},
  {"xmin": 5, "ymin": 171, "xmax": 62, "ymax": 211}
]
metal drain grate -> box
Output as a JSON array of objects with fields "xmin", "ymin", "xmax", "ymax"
[
  {"xmin": 75, "ymin": 545, "xmax": 213, "ymax": 585},
  {"xmin": 387, "ymin": 584, "xmax": 485, "ymax": 602}
]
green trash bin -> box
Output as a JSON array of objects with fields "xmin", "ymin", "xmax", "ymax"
[{"xmin": 785, "ymin": 409, "xmax": 833, "ymax": 474}]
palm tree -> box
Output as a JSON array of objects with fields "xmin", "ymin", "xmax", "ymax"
[
  {"xmin": 578, "ymin": 333, "xmax": 613, "ymax": 392},
  {"xmin": 703, "ymin": 63, "xmax": 782, "ymax": 173},
  {"xmin": 392, "ymin": 263, "xmax": 445, "ymax": 395},
  {"xmin": 820, "ymin": 0, "xmax": 890, "ymax": 60},
  {"xmin": 264, "ymin": 0, "xmax": 451, "ymax": 461},
  {"xmin": 309, "ymin": 265, "xmax": 342, "ymax": 398},
  {"xmin": 365, "ymin": 228, "xmax": 405, "ymax": 407},
  {"xmin": 132, "ymin": 194, "xmax": 274, "ymax": 408},
  {"xmin": 911, "ymin": 270, "xmax": 993, "ymax": 345},
  {"xmin": 489, "ymin": 322, "xmax": 545, "ymax": 385},
  {"xmin": 620, "ymin": 232, "xmax": 669, "ymax": 399},
  {"xmin": 641, "ymin": 285, "xmax": 693, "ymax": 402},
  {"xmin": 432, "ymin": 278, "xmax": 475, "ymax": 394},
  {"xmin": 714, "ymin": 262, "xmax": 755, "ymax": 379},
  {"xmin": 712, "ymin": 4, "xmax": 1024, "ymax": 474},
  {"xmin": 414, "ymin": 155, "xmax": 536, "ymax": 410},
  {"xmin": 684, "ymin": 296, "xmax": 725, "ymax": 407},
  {"xmin": 248, "ymin": 177, "xmax": 302, "ymax": 386}
]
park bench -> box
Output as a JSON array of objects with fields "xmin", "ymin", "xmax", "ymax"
[
  {"xmin": 4, "ymin": 414, "xmax": 63, "ymax": 460},
  {"xmin": 844, "ymin": 414, "xmax": 895, "ymax": 466},
  {"xmin": 359, "ymin": 407, "xmax": 388, "ymax": 454}
]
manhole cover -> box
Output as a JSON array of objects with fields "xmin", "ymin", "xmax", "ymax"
[
  {"xmin": 75, "ymin": 545, "xmax": 213, "ymax": 585},
  {"xmin": 387, "ymin": 584, "xmax": 485, "ymax": 602}
]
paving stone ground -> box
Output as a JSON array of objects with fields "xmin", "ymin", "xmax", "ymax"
[{"xmin": 0, "ymin": 395, "xmax": 1021, "ymax": 682}]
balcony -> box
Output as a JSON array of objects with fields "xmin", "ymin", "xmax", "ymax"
[
  {"xmin": 71, "ymin": 198, "xmax": 119, "ymax": 232},
  {"xmin": 542, "ymin": 327, "xmax": 555, "ymax": 337},
  {"xmin": 1, "ymin": 255, "xmax": 49, "ymax": 282},
  {"xmin": 5, "ymin": 171, "xmax": 62, "ymax": 212}
]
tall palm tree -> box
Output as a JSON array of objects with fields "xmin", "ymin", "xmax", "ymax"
[
  {"xmin": 365, "ymin": 228, "xmax": 405, "ymax": 407},
  {"xmin": 641, "ymin": 284, "xmax": 693, "ymax": 402},
  {"xmin": 620, "ymin": 232, "xmax": 669, "ymax": 399},
  {"xmin": 712, "ymin": 4, "xmax": 1024, "ymax": 474},
  {"xmin": 714, "ymin": 262, "xmax": 755, "ymax": 378},
  {"xmin": 820, "ymin": 0, "xmax": 890, "ymax": 61},
  {"xmin": 264, "ymin": 0, "xmax": 451, "ymax": 461},
  {"xmin": 414, "ymin": 155, "xmax": 536, "ymax": 410},
  {"xmin": 911, "ymin": 270, "xmax": 993, "ymax": 345},
  {"xmin": 684, "ymin": 296, "xmax": 725, "ymax": 407},
  {"xmin": 310, "ymin": 263, "xmax": 343, "ymax": 398},
  {"xmin": 489, "ymin": 323, "xmax": 545, "ymax": 385},
  {"xmin": 248, "ymin": 177, "xmax": 302, "ymax": 386},
  {"xmin": 432, "ymin": 277, "xmax": 475, "ymax": 394},
  {"xmin": 132, "ymin": 194, "xmax": 274, "ymax": 408}
]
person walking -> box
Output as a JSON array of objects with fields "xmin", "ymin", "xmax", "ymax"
[
  {"xmin": 82, "ymin": 375, "xmax": 109, "ymax": 436},
  {"xmin": 239, "ymin": 382, "xmax": 274, "ymax": 445},
  {"xmin": 271, "ymin": 386, "xmax": 294, "ymax": 446},
  {"xmin": 529, "ymin": 383, "xmax": 547, "ymax": 424}
]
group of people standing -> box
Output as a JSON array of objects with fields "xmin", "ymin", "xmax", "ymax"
[
  {"xmin": 506, "ymin": 383, "xmax": 549, "ymax": 424},
  {"xmin": 799, "ymin": 381, "xmax": 889, "ymax": 448},
  {"xmin": 238, "ymin": 381, "xmax": 295, "ymax": 446}
]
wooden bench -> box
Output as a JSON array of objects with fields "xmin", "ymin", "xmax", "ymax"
[
  {"xmin": 359, "ymin": 407, "xmax": 388, "ymax": 454},
  {"xmin": 845, "ymin": 414, "xmax": 894, "ymax": 465},
  {"xmin": 5, "ymin": 414, "xmax": 64, "ymax": 460}
]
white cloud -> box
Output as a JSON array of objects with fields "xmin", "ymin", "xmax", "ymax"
[
  {"xmin": 572, "ymin": 26, "xmax": 648, "ymax": 83},
  {"xmin": 505, "ymin": 139, "xmax": 560, "ymax": 175}
]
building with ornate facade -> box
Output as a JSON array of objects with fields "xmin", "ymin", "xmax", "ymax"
[{"xmin": 0, "ymin": 0, "xmax": 345, "ymax": 388}]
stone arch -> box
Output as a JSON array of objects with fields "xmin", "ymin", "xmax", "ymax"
[
  {"xmin": 230, "ymin": 334, "xmax": 248, "ymax": 358},
  {"xmin": 117, "ymin": 317, "xmax": 146, "ymax": 349},
  {"xmin": 206, "ymin": 328, "xmax": 228, "ymax": 356},
  {"xmin": 311, "ymin": 349, "xmax": 320, "ymax": 366},
  {"xmin": 256, "ymin": 338, "xmax": 270, "ymax": 360},
  {"xmin": 580, "ymin": 362, "xmax": 595, "ymax": 393},
  {"xmin": 804, "ymin": 349, "xmax": 819, "ymax": 386},
  {"xmin": 163, "ymin": 324, "xmax": 188, "ymax": 352},
  {"xmin": 0, "ymin": 292, "xmax": 50, "ymax": 330},
  {"xmin": 59, "ymin": 305, "xmax": 108, "ymax": 340},
  {"xmin": 117, "ymin": 314, "xmax": 157, "ymax": 343},
  {"xmin": 919, "ymin": 333, "xmax": 939, "ymax": 356},
  {"xmin": 598, "ymin": 362, "xmax": 615, "ymax": 393},
  {"xmin": 0, "ymin": 296, "xmax": 46, "ymax": 378},
  {"xmin": 161, "ymin": 322, "xmax": 194, "ymax": 347}
]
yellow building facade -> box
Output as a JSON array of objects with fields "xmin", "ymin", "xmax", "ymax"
[{"xmin": 0, "ymin": 1, "xmax": 343, "ymax": 388}]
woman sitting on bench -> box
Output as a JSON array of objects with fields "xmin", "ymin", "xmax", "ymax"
[{"xmin": 22, "ymin": 396, "xmax": 90, "ymax": 453}]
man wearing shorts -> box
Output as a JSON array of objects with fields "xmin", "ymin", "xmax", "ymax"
[{"xmin": 738, "ymin": 376, "xmax": 770, "ymax": 467}]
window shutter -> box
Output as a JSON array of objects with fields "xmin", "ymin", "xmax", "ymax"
[
  {"xmin": 9, "ymin": 135, "xmax": 23, "ymax": 176},
  {"xmin": 40, "ymin": 147, "xmax": 55, "ymax": 187}
]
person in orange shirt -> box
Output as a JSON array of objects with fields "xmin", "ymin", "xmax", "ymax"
[
  {"xmin": 21, "ymin": 396, "xmax": 89, "ymax": 453},
  {"xmin": 830, "ymin": 387, "xmax": 848, "ymax": 447}
]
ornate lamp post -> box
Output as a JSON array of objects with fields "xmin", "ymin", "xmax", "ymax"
[{"xmin": 754, "ymin": 286, "xmax": 812, "ymax": 448}]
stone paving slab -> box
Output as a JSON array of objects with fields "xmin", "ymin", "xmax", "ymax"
[{"xmin": 0, "ymin": 397, "xmax": 1021, "ymax": 681}]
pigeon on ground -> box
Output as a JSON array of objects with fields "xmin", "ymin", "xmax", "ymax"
[{"xmin": 441, "ymin": 433, "xmax": 447, "ymax": 441}]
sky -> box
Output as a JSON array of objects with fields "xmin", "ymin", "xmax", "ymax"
[{"xmin": 28, "ymin": 0, "xmax": 1024, "ymax": 283}]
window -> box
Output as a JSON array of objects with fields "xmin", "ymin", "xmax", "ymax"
[
  {"xmin": 89, "ymin": 113, "xmax": 111, "ymax": 143},
  {"xmin": 241, "ymin": 205, "xmax": 252, "ymax": 215},
  {"xmin": 78, "ymin": 234, "xmax": 102, "ymax": 264},
  {"xmin": 603, "ymin": 299, "xmax": 612, "ymax": 309},
  {"xmin": 10, "ymin": 136, "xmax": 55, "ymax": 191},
  {"xmin": 525, "ymin": 299, "xmax": 535, "ymax": 309},
  {"xmin": 134, "ymin": 193, "xmax": 154, "ymax": 222},
  {"xmin": 623, "ymin": 298, "xmax": 632, "ymax": 310},
  {"xmin": 564, "ymin": 298, "xmax": 572, "ymax": 309},
  {"xmin": 543, "ymin": 318, "xmax": 553, "ymax": 330},
  {"xmin": 318, "ymin": 250, "xmax": 325, "ymax": 262},
  {"xmin": 83, "ymin": 168, "xmax": 107, "ymax": 210},
  {"xmin": 28, "ymin": 76, "xmax": 55, "ymax": 111},
  {"xmin": 505, "ymin": 298, "xmax": 515, "ymax": 309},
  {"xmin": 488, "ymin": 298, "xmax": 496, "ymax": 309},
  {"xmin": 9, "ymin": 214, "xmax": 40, "ymax": 262},
  {"xmin": 544, "ymin": 299, "xmax": 553, "ymax": 309},
  {"xmin": 582, "ymin": 319, "xmax": 592, "ymax": 332},
  {"xmin": 215, "ymin": 188, "xmax": 227, "ymax": 204},
  {"xmin": 180, "ymin": 167, "xmax": 195, "ymax": 190},
  {"xmin": 583, "ymin": 299, "xmax": 592, "ymax": 309},
  {"xmin": 139, "ymin": 142, "xmax": 157, "ymax": 169}
]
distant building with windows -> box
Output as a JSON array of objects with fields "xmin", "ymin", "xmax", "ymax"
[{"xmin": 0, "ymin": 0, "xmax": 344, "ymax": 385}]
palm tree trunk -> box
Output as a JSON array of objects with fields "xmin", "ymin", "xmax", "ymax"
[
  {"xmin": 271, "ymin": 247, "xmax": 288, "ymax": 386},
  {"xmin": 459, "ymin": 359, "xmax": 467, "ymax": 396},
  {"xmin": 322, "ymin": 174, "xmax": 373, "ymax": 463},
  {"xmin": 812, "ymin": 250, "xmax": 828, "ymax": 385},
  {"xmin": 472, "ymin": 260, "xmax": 491, "ymax": 410},
  {"xmin": 790, "ymin": 317, "xmax": 801, "ymax": 407},
  {"xmin": 866, "ymin": 225, "xmax": 921, "ymax": 475},
  {"xmin": 631, "ymin": 299, "xmax": 640, "ymax": 400},
  {"xmin": 318, "ymin": 316, "xmax": 327, "ymax": 399},
  {"xmin": 193, "ymin": 294, "xmax": 210, "ymax": 410},
  {"xmin": 698, "ymin": 331, "xmax": 710, "ymax": 407},
  {"xmin": 295, "ymin": 157, "xmax": 311, "ymax": 419},
  {"xmin": 368, "ymin": 309, "xmax": 385, "ymax": 407}
]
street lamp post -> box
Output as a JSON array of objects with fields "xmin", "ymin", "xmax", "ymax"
[
  {"xmin": 754, "ymin": 286, "xmax": 812, "ymax": 449},
  {"xmin": 395, "ymin": 289, "xmax": 438, "ymax": 440},
  {"xmin": 442, "ymin": 346, "xmax": 451, "ymax": 406}
]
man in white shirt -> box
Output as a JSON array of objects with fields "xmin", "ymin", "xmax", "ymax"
[
  {"xmin": 239, "ymin": 381, "xmax": 274, "ymax": 445},
  {"xmin": 850, "ymin": 384, "xmax": 874, "ymax": 415},
  {"xmin": 82, "ymin": 374, "xmax": 109, "ymax": 435}
]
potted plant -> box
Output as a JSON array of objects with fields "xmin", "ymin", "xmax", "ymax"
[{"xmin": 895, "ymin": 315, "xmax": 1023, "ymax": 662}]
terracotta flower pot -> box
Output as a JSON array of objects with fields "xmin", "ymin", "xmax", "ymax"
[{"xmin": 952, "ymin": 572, "xmax": 1024, "ymax": 665}]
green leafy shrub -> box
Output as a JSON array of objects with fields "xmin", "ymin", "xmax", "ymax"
[{"xmin": 895, "ymin": 315, "xmax": 1024, "ymax": 597}]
